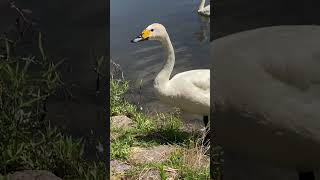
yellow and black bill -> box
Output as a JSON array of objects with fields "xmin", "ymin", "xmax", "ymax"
[{"xmin": 131, "ymin": 29, "xmax": 151, "ymax": 43}]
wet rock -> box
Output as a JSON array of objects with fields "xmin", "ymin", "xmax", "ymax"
[
  {"xmin": 128, "ymin": 145, "xmax": 174, "ymax": 165},
  {"xmin": 7, "ymin": 170, "xmax": 61, "ymax": 180},
  {"xmin": 111, "ymin": 115, "xmax": 134, "ymax": 129}
]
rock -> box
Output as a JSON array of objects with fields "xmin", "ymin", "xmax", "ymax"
[
  {"xmin": 111, "ymin": 131, "xmax": 121, "ymax": 141},
  {"xmin": 139, "ymin": 169, "xmax": 160, "ymax": 180},
  {"xmin": 111, "ymin": 160, "xmax": 132, "ymax": 175},
  {"xmin": 128, "ymin": 145, "xmax": 174, "ymax": 165},
  {"xmin": 111, "ymin": 116, "xmax": 134, "ymax": 129},
  {"xmin": 110, "ymin": 174, "xmax": 127, "ymax": 180},
  {"xmin": 7, "ymin": 170, "xmax": 61, "ymax": 180}
]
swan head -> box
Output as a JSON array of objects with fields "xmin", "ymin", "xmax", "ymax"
[{"xmin": 131, "ymin": 23, "xmax": 168, "ymax": 43}]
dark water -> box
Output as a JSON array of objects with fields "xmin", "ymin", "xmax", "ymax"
[
  {"xmin": 212, "ymin": 0, "xmax": 320, "ymax": 40},
  {"xmin": 0, "ymin": 1, "xmax": 108, "ymax": 159},
  {"xmin": 111, "ymin": 0, "xmax": 210, "ymax": 128}
]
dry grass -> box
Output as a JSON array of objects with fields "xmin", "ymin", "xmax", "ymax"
[{"xmin": 182, "ymin": 147, "xmax": 210, "ymax": 171}]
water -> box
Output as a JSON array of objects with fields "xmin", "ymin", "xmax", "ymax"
[
  {"xmin": 111, "ymin": 0, "xmax": 210, "ymax": 129},
  {"xmin": 0, "ymin": 1, "xmax": 108, "ymax": 159},
  {"xmin": 212, "ymin": 0, "xmax": 320, "ymax": 40}
]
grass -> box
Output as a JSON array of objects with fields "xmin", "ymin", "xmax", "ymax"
[
  {"xmin": 0, "ymin": 33, "xmax": 106, "ymax": 179},
  {"xmin": 110, "ymin": 75, "xmax": 210, "ymax": 179},
  {"xmin": 122, "ymin": 146, "xmax": 210, "ymax": 179}
]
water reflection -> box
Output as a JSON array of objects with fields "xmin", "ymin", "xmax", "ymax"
[{"xmin": 195, "ymin": 16, "xmax": 210, "ymax": 42}]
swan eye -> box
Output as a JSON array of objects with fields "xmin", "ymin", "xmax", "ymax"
[{"xmin": 151, "ymin": 29, "xmax": 154, "ymax": 32}]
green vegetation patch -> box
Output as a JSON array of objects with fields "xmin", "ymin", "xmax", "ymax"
[
  {"xmin": 110, "ymin": 77, "xmax": 210, "ymax": 179},
  {"xmin": 0, "ymin": 34, "xmax": 106, "ymax": 179}
]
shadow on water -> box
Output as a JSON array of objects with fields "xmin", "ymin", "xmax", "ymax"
[
  {"xmin": 0, "ymin": 1, "xmax": 108, "ymax": 160},
  {"xmin": 111, "ymin": 0, "xmax": 210, "ymax": 130}
]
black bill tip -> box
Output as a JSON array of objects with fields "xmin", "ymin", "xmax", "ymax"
[{"xmin": 131, "ymin": 35, "xmax": 148, "ymax": 43}]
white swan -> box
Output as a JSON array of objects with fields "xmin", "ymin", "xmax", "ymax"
[
  {"xmin": 212, "ymin": 25, "xmax": 320, "ymax": 179},
  {"xmin": 198, "ymin": 0, "xmax": 210, "ymax": 17},
  {"xmin": 131, "ymin": 23, "xmax": 210, "ymax": 128}
]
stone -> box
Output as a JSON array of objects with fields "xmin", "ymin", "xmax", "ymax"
[
  {"xmin": 111, "ymin": 160, "xmax": 132, "ymax": 175},
  {"xmin": 111, "ymin": 116, "xmax": 134, "ymax": 129},
  {"xmin": 7, "ymin": 170, "xmax": 61, "ymax": 180},
  {"xmin": 128, "ymin": 145, "xmax": 174, "ymax": 165},
  {"xmin": 138, "ymin": 169, "xmax": 160, "ymax": 180}
]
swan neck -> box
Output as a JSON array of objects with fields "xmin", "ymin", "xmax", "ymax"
[
  {"xmin": 199, "ymin": 0, "xmax": 205, "ymax": 10},
  {"xmin": 155, "ymin": 34, "xmax": 175, "ymax": 88}
]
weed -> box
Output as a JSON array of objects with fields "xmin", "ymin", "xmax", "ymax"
[{"xmin": 0, "ymin": 33, "xmax": 106, "ymax": 178}]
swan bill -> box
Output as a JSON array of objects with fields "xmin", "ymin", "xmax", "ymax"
[
  {"xmin": 131, "ymin": 29, "xmax": 151, "ymax": 43},
  {"xmin": 131, "ymin": 35, "xmax": 148, "ymax": 43}
]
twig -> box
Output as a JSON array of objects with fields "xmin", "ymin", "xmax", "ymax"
[
  {"xmin": 6, "ymin": 0, "xmax": 36, "ymax": 46},
  {"xmin": 0, "ymin": 37, "xmax": 14, "ymax": 44},
  {"xmin": 8, "ymin": 0, "xmax": 30, "ymax": 24}
]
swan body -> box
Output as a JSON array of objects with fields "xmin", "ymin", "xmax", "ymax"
[
  {"xmin": 131, "ymin": 23, "xmax": 210, "ymax": 118},
  {"xmin": 198, "ymin": 0, "xmax": 210, "ymax": 17},
  {"xmin": 154, "ymin": 69, "xmax": 210, "ymax": 115},
  {"xmin": 212, "ymin": 25, "xmax": 320, "ymax": 177}
]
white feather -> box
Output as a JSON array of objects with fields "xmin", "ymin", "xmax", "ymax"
[
  {"xmin": 138, "ymin": 23, "xmax": 210, "ymax": 117},
  {"xmin": 198, "ymin": 0, "xmax": 210, "ymax": 17}
]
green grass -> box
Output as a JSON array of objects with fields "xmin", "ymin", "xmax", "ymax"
[
  {"xmin": 123, "ymin": 146, "xmax": 210, "ymax": 179},
  {"xmin": 0, "ymin": 34, "xmax": 106, "ymax": 179},
  {"xmin": 110, "ymin": 77, "xmax": 210, "ymax": 179}
]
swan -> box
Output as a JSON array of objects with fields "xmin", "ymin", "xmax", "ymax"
[
  {"xmin": 212, "ymin": 25, "xmax": 320, "ymax": 180},
  {"xmin": 131, "ymin": 23, "xmax": 210, "ymax": 130},
  {"xmin": 198, "ymin": 0, "xmax": 210, "ymax": 17}
]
